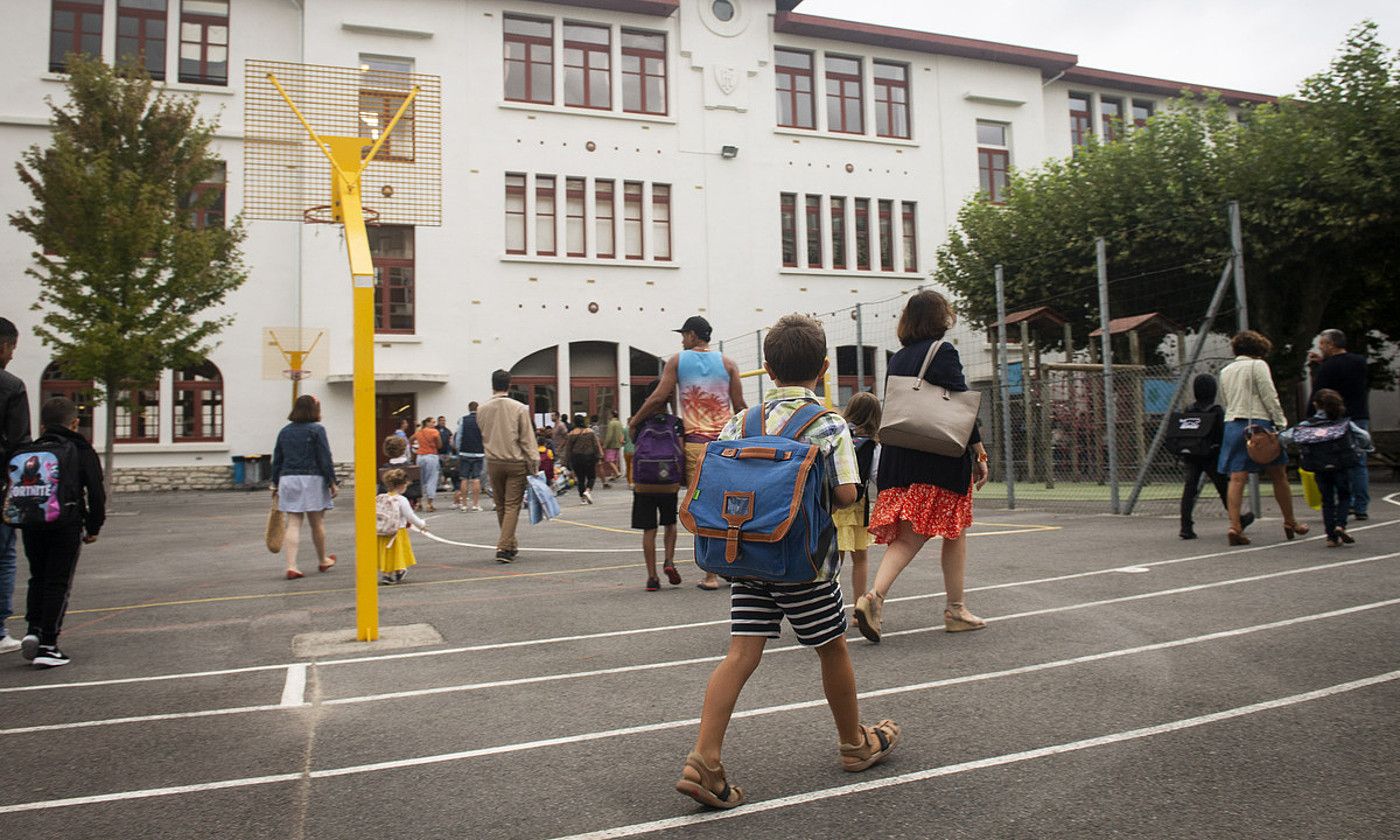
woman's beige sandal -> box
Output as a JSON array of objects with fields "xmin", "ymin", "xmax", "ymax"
[
  {"xmin": 853, "ymin": 591, "xmax": 884, "ymax": 643},
  {"xmin": 840, "ymin": 720, "xmax": 901, "ymax": 772},
  {"xmin": 675, "ymin": 751, "xmax": 746, "ymax": 809},
  {"xmin": 943, "ymin": 602, "xmax": 986, "ymax": 632}
]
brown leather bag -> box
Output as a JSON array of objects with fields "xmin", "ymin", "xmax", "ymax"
[{"xmin": 1244, "ymin": 361, "xmax": 1282, "ymax": 464}]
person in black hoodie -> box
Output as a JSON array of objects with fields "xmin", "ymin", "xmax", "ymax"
[
  {"xmin": 18, "ymin": 397, "xmax": 105, "ymax": 668},
  {"xmin": 1179, "ymin": 374, "xmax": 1252, "ymax": 540}
]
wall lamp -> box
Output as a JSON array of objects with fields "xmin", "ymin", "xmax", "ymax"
[{"xmin": 720, "ymin": 145, "xmax": 739, "ymax": 159}]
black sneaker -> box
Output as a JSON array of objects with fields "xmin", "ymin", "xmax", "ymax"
[
  {"xmin": 394, "ymin": 569, "xmax": 408, "ymax": 582},
  {"xmin": 20, "ymin": 634, "xmax": 40, "ymax": 662},
  {"xmin": 1241, "ymin": 512, "xmax": 1256, "ymax": 530},
  {"xmin": 1353, "ymin": 513, "xmax": 1369, "ymax": 521},
  {"xmin": 495, "ymin": 551, "xmax": 514, "ymax": 564},
  {"xmin": 33, "ymin": 646, "xmax": 70, "ymax": 668},
  {"xmin": 1179, "ymin": 529, "xmax": 1198, "ymax": 540}
]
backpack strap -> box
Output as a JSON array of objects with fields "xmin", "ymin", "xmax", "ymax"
[
  {"xmin": 777, "ymin": 402, "xmax": 836, "ymax": 442},
  {"xmin": 742, "ymin": 404, "xmax": 767, "ymax": 438}
]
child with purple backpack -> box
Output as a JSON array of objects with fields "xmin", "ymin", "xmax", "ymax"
[{"xmin": 630, "ymin": 381, "xmax": 686, "ymax": 591}]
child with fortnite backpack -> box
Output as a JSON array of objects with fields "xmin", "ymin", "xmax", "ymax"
[
  {"xmin": 376, "ymin": 468, "xmax": 427, "ymax": 584},
  {"xmin": 630, "ymin": 381, "xmax": 686, "ymax": 591},
  {"xmin": 674, "ymin": 314, "xmax": 899, "ymax": 810},
  {"xmin": 835, "ymin": 391, "xmax": 881, "ymax": 598}
]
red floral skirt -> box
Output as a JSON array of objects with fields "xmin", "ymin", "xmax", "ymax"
[{"xmin": 868, "ymin": 482, "xmax": 974, "ymax": 543}]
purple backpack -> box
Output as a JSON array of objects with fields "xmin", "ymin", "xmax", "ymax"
[{"xmin": 632, "ymin": 414, "xmax": 684, "ymax": 490}]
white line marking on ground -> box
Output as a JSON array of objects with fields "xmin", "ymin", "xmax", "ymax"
[
  {"xmin": 6, "ymin": 554, "xmax": 1395, "ymax": 735},
  {"xmin": 280, "ymin": 664, "xmax": 308, "ymax": 707},
  {"xmin": 545, "ymin": 669, "xmax": 1400, "ymax": 840},
  {"xmin": 1, "ymin": 595, "xmax": 1395, "ymax": 807},
  {"xmin": 2, "ymin": 520, "xmax": 1393, "ymax": 695}
]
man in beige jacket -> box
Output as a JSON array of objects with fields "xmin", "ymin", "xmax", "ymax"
[{"xmin": 477, "ymin": 369, "xmax": 540, "ymax": 563}]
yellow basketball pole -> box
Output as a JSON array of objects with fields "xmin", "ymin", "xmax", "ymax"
[{"xmin": 738, "ymin": 363, "xmax": 836, "ymax": 409}]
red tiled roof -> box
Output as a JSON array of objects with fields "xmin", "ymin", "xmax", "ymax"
[
  {"xmin": 1060, "ymin": 66, "xmax": 1274, "ymax": 105},
  {"xmin": 1089, "ymin": 313, "xmax": 1184, "ymax": 337},
  {"xmin": 994, "ymin": 306, "xmax": 1070, "ymax": 329}
]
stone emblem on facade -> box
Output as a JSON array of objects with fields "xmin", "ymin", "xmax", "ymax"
[{"xmin": 715, "ymin": 66, "xmax": 740, "ymax": 96}]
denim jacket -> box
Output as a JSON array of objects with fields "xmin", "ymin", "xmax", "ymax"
[{"xmin": 270, "ymin": 422, "xmax": 337, "ymax": 487}]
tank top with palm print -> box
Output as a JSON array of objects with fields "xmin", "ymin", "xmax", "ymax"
[{"xmin": 677, "ymin": 349, "xmax": 732, "ymax": 442}]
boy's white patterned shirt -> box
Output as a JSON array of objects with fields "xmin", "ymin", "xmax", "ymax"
[{"xmin": 718, "ymin": 387, "xmax": 860, "ymax": 486}]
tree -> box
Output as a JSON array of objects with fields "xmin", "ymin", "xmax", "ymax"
[
  {"xmin": 10, "ymin": 56, "xmax": 247, "ymax": 487},
  {"xmin": 935, "ymin": 22, "xmax": 1399, "ymax": 408}
]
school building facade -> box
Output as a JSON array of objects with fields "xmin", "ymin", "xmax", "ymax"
[{"xmin": 0, "ymin": 0, "xmax": 1271, "ymax": 488}]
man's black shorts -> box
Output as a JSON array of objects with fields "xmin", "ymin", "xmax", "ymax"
[{"xmin": 631, "ymin": 492, "xmax": 679, "ymax": 531}]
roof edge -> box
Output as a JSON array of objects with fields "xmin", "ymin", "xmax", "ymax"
[
  {"xmin": 516, "ymin": 0, "xmax": 679, "ymax": 17},
  {"xmin": 1060, "ymin": 66, "xmax": 1275, "ymax": 105}
]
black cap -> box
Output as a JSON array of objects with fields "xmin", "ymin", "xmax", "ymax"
[{"xmin": 674, "ymin": 315, "xmax": 712, "ymax": 340}]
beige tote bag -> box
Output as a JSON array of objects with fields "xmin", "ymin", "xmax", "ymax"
[{"xmin": 878, "ymin": 339, "xmax": 983, "ymax": 457}]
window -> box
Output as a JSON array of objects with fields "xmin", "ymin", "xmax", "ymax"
[
  {"xmin": 535, "ymin": 176, "xmax": 557, "ymax": 256},
  {"xmin": 775, "ymin": 49, "xmax": 815, "ymax": 129},
  {"xmin": 623, "ymin": 182, "xmax": 643, "ymax": 259},
  {"xmin": 1100, "ymin": 97, "xmax": 1122, "ymax": 142},
  {"xmin": 358, "ymin": 58, "xmax": 416, "ymax": 163},
  {"xmin": 114, "ymin": 385, "xmax": 160, "ymax": 443},
  {"xmin": 179, "ymin": 0, "xmax": 229, "ymax": 85},
  {"xmin": 1069, "ymin": 92, "xmax": 1092, "ymax": 149},
  {"xmin": 825, "ymin": 55, "xmax": 864, "ymax": 134},
  {"xmin": 830, "ymin": 197, "xmax": 847, "ymax": 270},
  {"xmin": 173, "ymin": 360, "xmax": 222, "ymax": 442},
  {"xmin": 1132, "ymin": 99, "xmax": 1154, "ymax": 128},
  {"xmin": 805, "ymin": 195, "xmax": 821, "ymax": 268},
  {"xmin": 901, "ymin": 202, "xmax": 917, "ymax": 273},
  {"xmin": 369, "ymin": 226, "xmax": 415, "ymax": 334},
  {"xmin": 565, "ymin": 177, "xmax": 586, "ymax": 257},
  {"xmin": 977, "ymin": 121, "xmax": 1010, "ymax": 204},
  {"xmin": 652, "ymin": 184, "xmax": 671, "ymax": 261},
  {"xmin": 873, "ymin": 61, "xmax": 909, "ymax": 139},
  {"xmin": 780, "ymin": 193, "xmax": 797, "ymax": 267},
  {"xmin": 595, "ymin": 179, "xmax": 615, "ymax": 258},
  {"xmin": 118, "ymin": 0, "xmax": 168, "ymax": 80},
  {"xmin": 877, "ymin": 200, "xmax": 894, "ymax": 271},
  {"xmin": 622, "ymin": 30, "xmax": 666, "ymax": 115},
  {"xmin": 504, "ymin": 15, "xmax": 553, "ymax": 104},
  {"xmin": 854, "ymin": 198, "xmax": 871, "ymax": 270},
  {"xmin": 505, "ymin": 173, "xmax": 527, "ymax": 254},
  {"xmin": 182, "ymin": 161, "xmax": 226, "ymax": 229},
  {"xmin": 711, "ymin": 0, "xmax": 735, "ymax": 21},
  {"xmin": 40, "ymin": 362, "xmax": 94, "ymax": 442},
  {"xmin": 50, "ymin": 0, "xmax": 104, "ymax": 73},
  {"xmin": 563, "ymin": 23, "xmax": 610, "ymax": 110}
]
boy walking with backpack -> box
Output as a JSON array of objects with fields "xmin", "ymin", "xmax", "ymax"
[
  {"xmin": 674, "ymin": 315, "xmax": 899, "ymax": 810},
  {"xmin": 2, "ymin": 397, "xmax": 105, "ymax": 668},
  {"xmin": 630, "ymin": 383, "xmax": 686, "ymax": 591},
  {"xmin": 1169, "ymin": 374, "xmax": 1253, "ymax": 540},
  {"xmin": 1282, "ymin": 388, "xmax": 1373, "ymax": 548}
]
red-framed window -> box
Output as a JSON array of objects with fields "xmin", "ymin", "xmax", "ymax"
[
  {"xmin": 836, "ymin": 345, "xmax": 878, "ymax": 404},
  {"xmin": 1132, "ymin": 99, "xmax": 1154, "ymax": 128},
  {"xmin": 978, "ymin": 121, "xmax": 1010, "ymax": 204},
  {"xmin": 358, "ymin": 88, "xmax": 416, "ymax": 162},
  {"xmin": 370, "ymin": 226, "xmax": 415, "ymax": 334},
  {"xmin": 830, "ymin": 197, "xmax": 847, "ymax": 270},
  {"xmin": 780, "ymin": 193, "xmax": 797, "ymax": 267},
  {"xmin": 508, "ymin": 376, "xmax": 558, "ymax": 418},
  {"xmin": 595, "ymin": 179, "xmax": 616, "ymax": 258},
  {"xmin": 774, "ymin": 49, "xmax": 815, "ymax": 129},
  {"xmin": 804, "ymin": 195, "xmax": 821, "ymax": 268},
  {"xmin": 877, "ymin": 200, "xmax": 894, "ymax": 271},
  {"xmin": 114, "ymin": 384, "xmax": 161, "ymax": 443},
  {"xmin": 825, "ymin": 55, "xmax": 864, "ymax": 134},
  {"xmin": 623, "ymin": 181, "xmax": 643, "ymax": 259},
  {"xmin": 873, "ymin": 61, "xmax": 909, "ymax": 139},
  {"xmin": 178, "ymin": 0, "xmax": 228, "ymax": 86},
  {"xmin": 535, "ymin": 175, "xmax": 557, "ymax": 256},
  {"xmin": 504, "ymin": 15, "xmax": 553, "ymax": 104},
  {"xmin": 563, "ymin": 23, "xmax": 610, "ymax": 110},
  {"xmin": 565, "ymin": 177, "xmax": 587, "ymax": 257},
  {"xmin": 901, "ymin": 202, "xmax": 917, "ymax": 273},
  {"xmin": 173, "ymin": 360, "xmax": 223, "ymax": 442},
  {"xmin": 652, "ymin": 184, "xmax": 671, "ymax": 261},
  {"xmin": 854, "ymin": 198, "xmax": 871, "ymax": 270},
  {"xmin": 622, "ymin": 30, "xmax": 666, "ymax": 116},
  {"xmin": 118, "ymin": 0, "xmax": 168, "ymax": 81},
  {"xmin": 505, "ymin": 173, "xmax": 526, "ymax": 254},
  {"xmin": 50, "ymin": 0, "xmax": 104, "ymax": 73},
  {"xmin": 182, "ymin": 161, "xmax": 225, "ymax": 229},
  {"xmin": 1100, "ymin": 96, "xmax": 1122, "ymax": 142},
  {"xmin": 1069, "ymin": 92, "xmax": 1092, "ymax": 149},
  {"xmin": 40, "ymin": 362, "xmax": 95, "ymax": 442}
]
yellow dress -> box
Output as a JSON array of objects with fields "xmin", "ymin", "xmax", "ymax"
[
  {"xmin": 833, "ymin": 504, "xmax": 873, "ymax": 552},
  {"xmin": 377, "ymin": 529, "xmax": 417, "ymax": 574}
]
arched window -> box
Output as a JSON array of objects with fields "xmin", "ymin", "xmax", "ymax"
[
  {"xmin": 174, "ymin": 360, "xmax": 223, "ymax": 442},
  {"xmin": 40, "ymin": 361, "xmax": 95, "ymax": 442}
]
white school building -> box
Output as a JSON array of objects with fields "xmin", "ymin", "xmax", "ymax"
[{"xmin": 0, "ymin": 0, "xmax": 1276, "ymax": 489}]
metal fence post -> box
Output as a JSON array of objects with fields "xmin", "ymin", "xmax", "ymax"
[
  {"xmin": 1096, "ymin": 237, "xmax": 1120, "ymax": 514},
  {"xmin": 995, "ymin": 265, "xmax": 1016, "ymax": 510},
  {"xmin": 1229, "ymin": 200, "xmax": 1262, "ymax": 519},
  {"xmin": 855, "ymin": 303, "xmax": 865, "ymax": 393}
]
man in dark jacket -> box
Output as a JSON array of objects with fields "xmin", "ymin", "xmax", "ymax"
[
  {"xmin": 456, "ymin": 402, "xmax": 486, "ymax": 512},
  {"xmin": 1310, "ymin": 329, "xmax": 1371, "ymax": 519},
  {"xmin": 0, "ymin": 317, "xmax": 32, "ymax": 656},
  {"xmin": 1178, "ymin": 374, "xmax": 1252, "ymax": 540},
  {"xmin": 18, "ymin": 397, "xmax": 105, "ymax": 668}
]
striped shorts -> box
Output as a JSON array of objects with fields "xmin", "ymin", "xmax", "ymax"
[{"xmin": 730, "ymin": 579, "xmax": 847, "ymax": 648}]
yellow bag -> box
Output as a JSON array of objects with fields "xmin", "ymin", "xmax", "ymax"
[{"xmin": 1299, "ymin": 469, "xmax": 1322, "ymax": 511}]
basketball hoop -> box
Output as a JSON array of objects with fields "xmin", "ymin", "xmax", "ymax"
[
  {"xmin": 284, "ymin": 369, "xmax": 312, "ymax": 381},
  {"xmin": 303, "ymin": 204, "xmax": 381, "ymax": 226}
]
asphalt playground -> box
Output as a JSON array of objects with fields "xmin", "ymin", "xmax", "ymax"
[{"xmin": 1, "ymin": 483, "xmax": 1398, "ymax": 839}]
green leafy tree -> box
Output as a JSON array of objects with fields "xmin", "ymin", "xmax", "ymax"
[
  {"xmin": 935, "ymin": 22, "xmax": 1399, "ymax": 405},
  {"xmin": 10, "ymin": 56, "xmax": 247, "ymax": 486}
]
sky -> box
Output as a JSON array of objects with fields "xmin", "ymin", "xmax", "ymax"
[{"xmin": 793, "ymin": 0, "xmax": 1400, "ymax": 96}]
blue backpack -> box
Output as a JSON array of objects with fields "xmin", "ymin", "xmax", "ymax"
[{"xmin": 679, "ymin": 402, "xmax": 837, "ymax": 583}]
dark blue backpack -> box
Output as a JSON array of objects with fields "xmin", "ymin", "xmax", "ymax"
[{"xmin": 679, "ymin": 402, "xmax": 837, "ymax": 583}]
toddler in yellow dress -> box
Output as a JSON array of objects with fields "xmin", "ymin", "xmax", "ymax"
[
  {"xmin": 834, "ymin": 392, "xmax": 881, "ymax": 597},
  {"xmin": 377, "ymin": 469, "xmax": 427, "ymax": 584}
]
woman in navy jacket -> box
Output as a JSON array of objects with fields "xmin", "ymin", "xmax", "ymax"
[{"xmin": 271, "ymin": 394, "xmax": 338, "ymax": 579}]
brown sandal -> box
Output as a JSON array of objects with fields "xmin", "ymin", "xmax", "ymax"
[
  {"xmin": 944, "ymin": 603, "xmax": 986, "ymax": 632},
  {"xmin": 853, "ymin": 591, "xmax": 884, "ymax": 643},
  {"xmin": 675, "ymin": 751, "xmax": 745, "ymax": 809},
  {"xmin": 840, "ymin": 720, "xmax": 901, "ymax": 772}
]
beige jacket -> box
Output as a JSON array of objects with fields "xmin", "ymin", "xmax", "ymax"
[
  {"xmin": 477, "ymin": 393, "xmax": 540, "ymax": 470},
  {"xmin": 1219, "ymin": 356, "xmax": 1287, "ymax": 427}
]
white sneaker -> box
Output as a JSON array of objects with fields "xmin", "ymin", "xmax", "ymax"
[
  {"xmin": 582, "ymin": 490, "xmax": 593, "ymax": 504},
  {"xmin": 471, "ymin": 505, "xmax": 483, "ymax": 512},
  {"xmin": 0, "ymin": 635, "xmax": 20, "ymax": 655}
]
